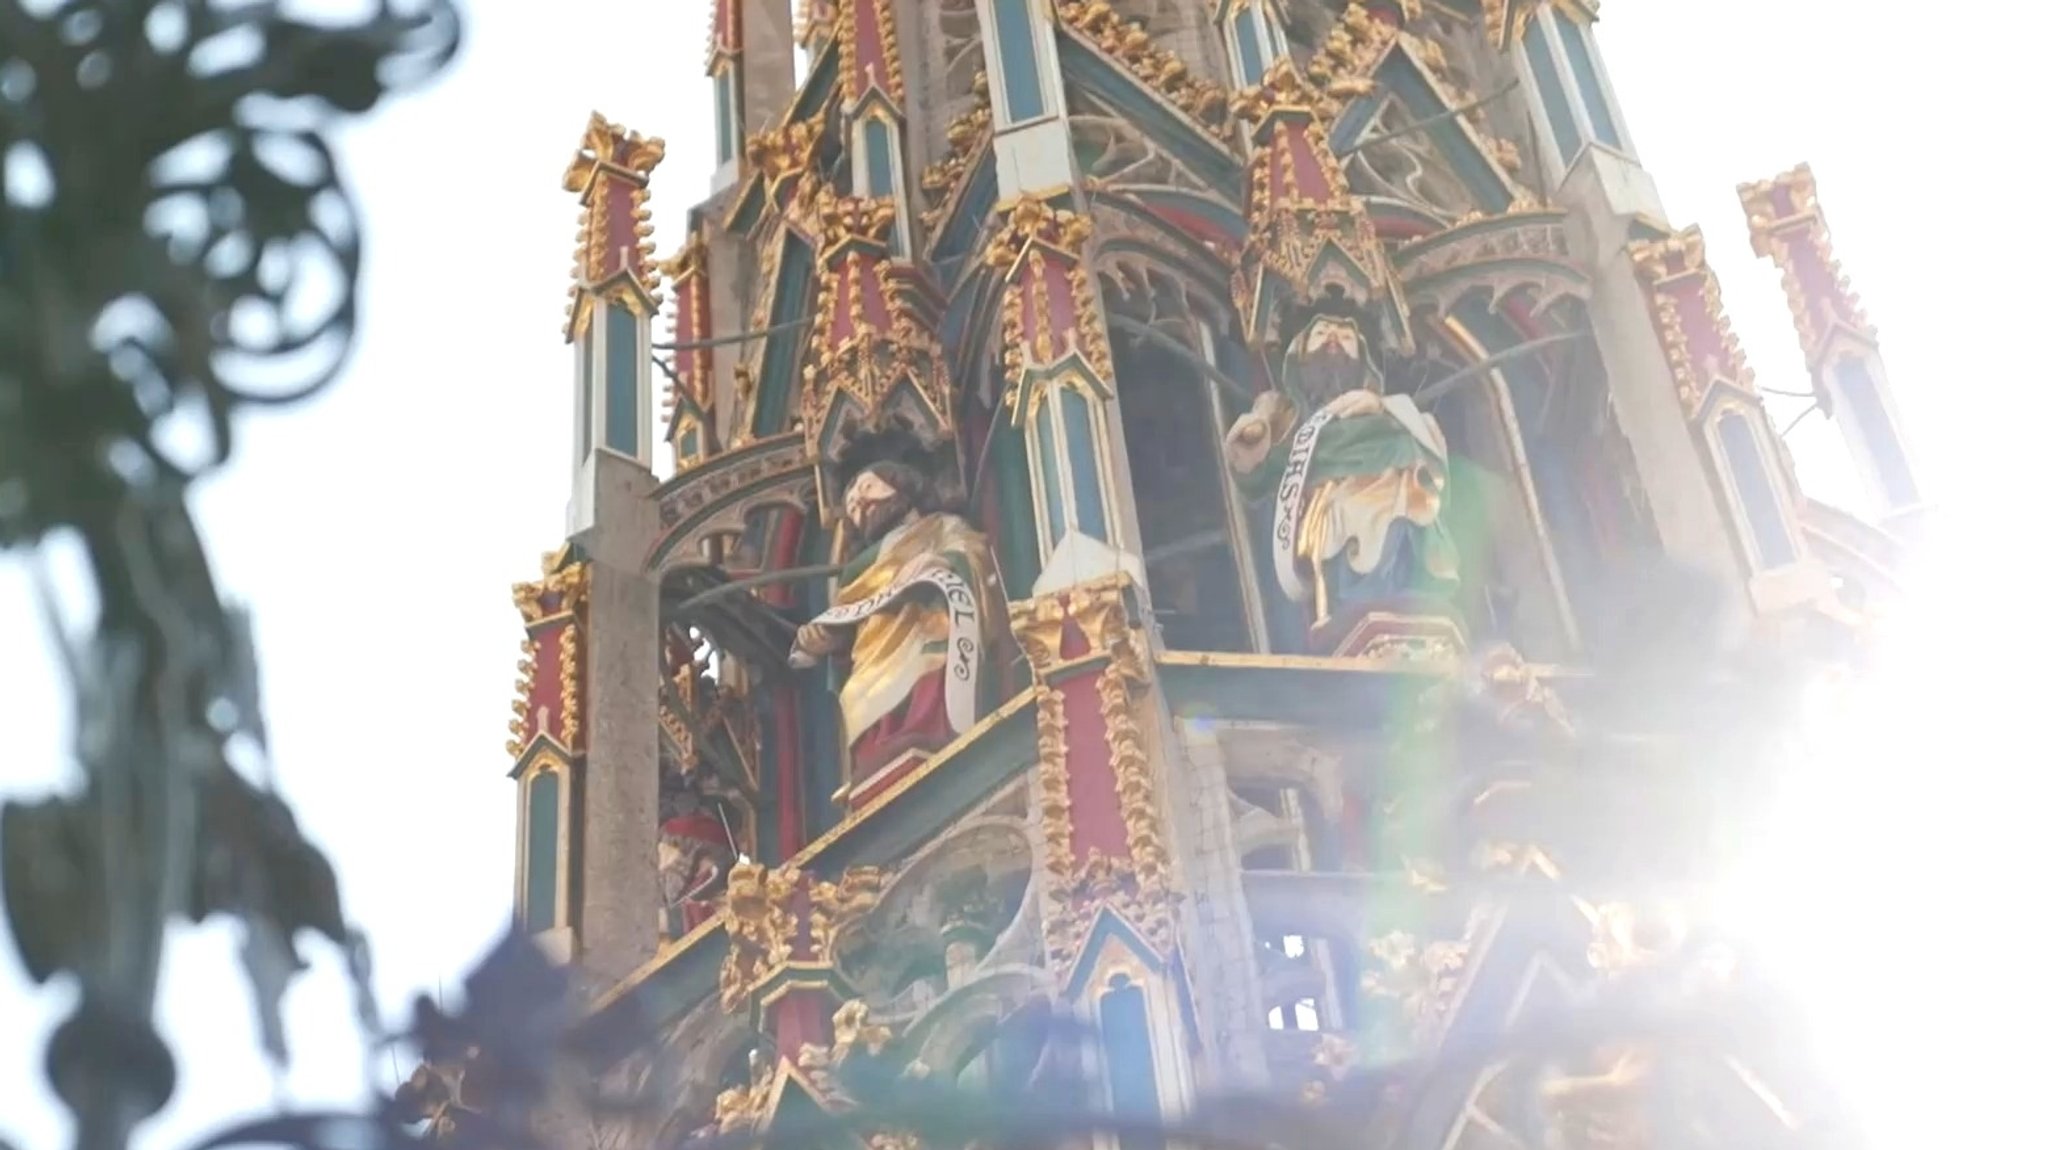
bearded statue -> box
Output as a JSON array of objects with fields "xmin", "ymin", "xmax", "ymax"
[
  {"xmin": 1223, "ymin": 312, "xmax": 1460, "ymax": 652},
  {"xmin": 789, "ymin": 446, "xmax": 1007, "ymax": 801}
]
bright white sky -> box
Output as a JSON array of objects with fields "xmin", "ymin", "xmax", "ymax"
[{"xmin": 1, "ymin": 2, "xmax": 2042, "ymax": 1148}]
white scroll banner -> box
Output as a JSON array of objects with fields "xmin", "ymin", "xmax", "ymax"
[
  {"xmin": 1271, "ymin": 393, "xmax": 1445, "ymax": 605},
  {"xmin": 1272, "ymin": 404, "xmax": 1342, "ymax": 605},
  {"xmin": 804, "ymin": 560, "xmax": 980, "ymax": 737}
]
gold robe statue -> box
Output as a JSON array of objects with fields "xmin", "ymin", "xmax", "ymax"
[
  {"xmin": 1223, "ymin": 316, "xmax": 1460, "ymax": 636},
  {"xmin": 791, "ymin": 464, "xmax": 1006, "ymax": 785}
]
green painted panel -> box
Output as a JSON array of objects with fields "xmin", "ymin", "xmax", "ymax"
[
  {"xmin": 992, "ymin": 416, "xmax": 1042, "ymax": 592},
  {"xmin": 525, "ymin": 772, "xmax": 560, "ymax": 931}
]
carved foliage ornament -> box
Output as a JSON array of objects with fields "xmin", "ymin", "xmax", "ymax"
[
  {"xmin": 563, "ymin": 112, "xmax": 665, "ymax": 337},
  {"xmin": 657, "ymin": 231, "xmax": 716, "ymax": 463},
  {"xmin": 508, "ymin": 554, "xmax": 590, "ymax": 758},
  {"xmin": 1303, "ymin": 1, "xmax": 1405, "ymax": 98},
  {"xmin": 1053, "ymin": 0, "xmax": 1230, "ymax": 137},
  {"xmin": 718, "ymin": 862, "xmax": 886, "ymax": 1011},
  {"xmin": 1736, "ymin": 163, "xmax": 1875, "ymax": 371},
  {"xmin": 1627, "ymin": 227, "xmax": 1756, "ymax": 420}
]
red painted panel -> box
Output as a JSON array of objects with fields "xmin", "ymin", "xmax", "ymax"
[{"xmin": 1056, "ymin": 668, "xmax": 1132, "ymax": 862}]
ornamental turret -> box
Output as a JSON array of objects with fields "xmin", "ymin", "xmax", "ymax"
[
  {"xmin": 1740, "ymin": 163, "xmax": 1923, "ymax": 523},
  {"xmin": 562, "ymin": 113, "xmax": 663, "ymax": 538}
]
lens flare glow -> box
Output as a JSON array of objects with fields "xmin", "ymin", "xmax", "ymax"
[{"xmin": 1714, "ymin": 519, "xmax": 2038, "ymax": 1148}]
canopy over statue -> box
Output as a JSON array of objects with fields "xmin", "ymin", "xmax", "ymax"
[{"xmin": 790, "ymin": 430, "xmax": 1009, "ymax": 805}]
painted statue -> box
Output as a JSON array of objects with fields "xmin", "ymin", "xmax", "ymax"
[
  {"xmin": 658, "ymin": 802, "xmax": 734, "ymax": 939},
  {"xmin": 1223, "ymin": 314, "xmax": 1459, "ymax": 645},
  {"xmin": 790, "ymin": 456, "xmax": 1006, "ymax": 790}
]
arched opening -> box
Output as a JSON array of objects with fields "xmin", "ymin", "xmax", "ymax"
[
  {"xmin": 1100, "ymin": 258, "xmax": 1264, "ymax": 654},
  {"xmin": 1407, "ymin": 295, "xmax": 1663, "ymax": 660}
]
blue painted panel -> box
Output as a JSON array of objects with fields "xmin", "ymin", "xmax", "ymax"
[
  {"xmin": 525, "ymin": 772, "xmax": 560, "ymax": 931},
  {"xmin": 861, "ymin": 117, "xmax": 900, "ymax": 251},
  {"xmin": 992, "ymin": 0, "xmax": 1047, "ymax": 123},
  {"xmin": 1231, "ymin": 7, "xmax": 1267, "ymax": 84},
  {"xmin": 1101, "ymin": 980, "xmax": 1165, "ymax": 1150},
  {"xmin": 1837, "ymin": 357, "xmax": 1918, "ymax": 507},
  {"xmin": 1522, "ymin": 24, "xmax": 1585, "ymax": 165},
  {"xmin": 1553, "ymin": 18, "xmax": 1621, "ymax": 150},
  {"xmin": 1033, "ymin": 399, "xmax": 1068, "ymax": 543},
  {"xmin": 604, "ymin": 305, "xmax": 639, "ymax": 455},
  {"xmin": 861, "ymin": 117, "xmax": 895, "ymax": 198},
  {"xmin": 1060, "ymin": 387, "xmax": 1109, "ymax": 541},
  {"xmin": 1714, "ymin": 412, "xmax": 1797, "ymax": 569}
]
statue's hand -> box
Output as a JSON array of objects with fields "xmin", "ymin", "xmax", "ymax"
[
  {"xmin": 790, "ymin": 621, "xmax": 839, "ymax": 668},
  {"xmin": 1224, "ymin": 413, "xmax": 1272, "ymax": 474}
]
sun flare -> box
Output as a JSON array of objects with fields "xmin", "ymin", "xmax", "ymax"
[{"xmin": 1713, "ymin": 521, "xmax": 2037, "ymax": 1149}]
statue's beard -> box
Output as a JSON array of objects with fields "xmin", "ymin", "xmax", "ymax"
[
  {"xmin": 851, "ymin": 493, "xmax": 913, "ymax": 545},
  {"xmin": 1291, "ymin": 337, "xmax": 1387, "ymax": 408}
]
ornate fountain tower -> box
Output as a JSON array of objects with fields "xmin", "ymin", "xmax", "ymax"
[{"xmin": 488, "ymin": 2, "xmax": 1916, "ymax": 1146}]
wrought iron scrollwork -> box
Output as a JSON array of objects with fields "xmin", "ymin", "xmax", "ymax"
[{"xmin": 0, "ymin": 4, "xmax": 459, "ymax": 1150}]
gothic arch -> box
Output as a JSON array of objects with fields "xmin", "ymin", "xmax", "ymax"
[
  {"xmin": 1414, "ymin": 298, "xmax": 1594, "ymax": 656},
  {"xmin": 1085, "ymin": 218, "xmax": 1270, "ymax": 654}
]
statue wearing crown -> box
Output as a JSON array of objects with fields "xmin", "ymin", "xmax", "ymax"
[
  {"xmin": 1223, "ymin": 304, "xmax": 1462, "ymax": 654},
  {"xmin": 789, "ymin": 431, "xmax": 1009, "ymax": 801}
]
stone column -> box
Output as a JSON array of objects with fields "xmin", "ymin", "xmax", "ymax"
[
  {"xmin": 555, "ymin": 113, "xmax": 667, "ymax": 987},
  {"xmin": 573, "ymin": 452, "xmax": 662, "ymax": 987}
]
